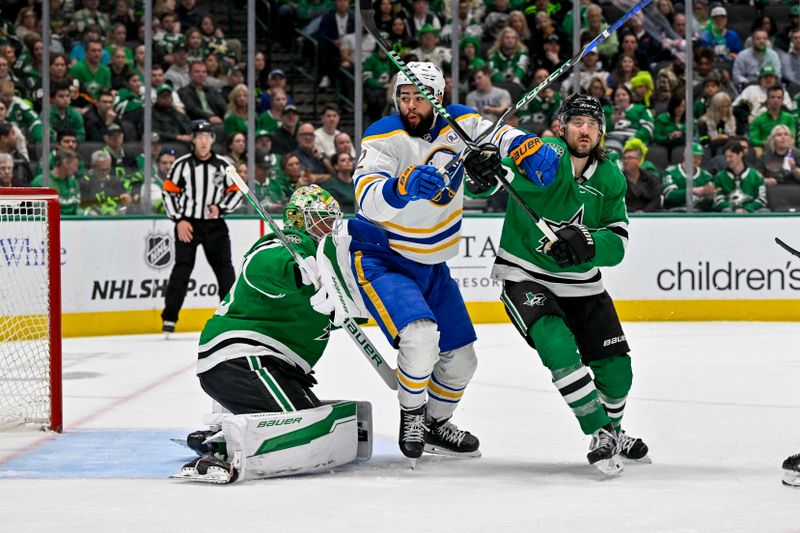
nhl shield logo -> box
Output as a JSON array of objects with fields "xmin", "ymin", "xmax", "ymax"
[{"xmin": 145, "ymin": 232, "xmax": 173, "ymax": 269}]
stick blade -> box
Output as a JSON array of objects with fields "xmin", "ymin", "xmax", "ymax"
[{"xmin": 775, "ymin": 237, "xmax": 800, "ymax": 259}]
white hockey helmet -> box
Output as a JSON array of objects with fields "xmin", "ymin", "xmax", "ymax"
[{"xmin": 393, "ymin": 61, "xmax": 445, "ymax": 116}]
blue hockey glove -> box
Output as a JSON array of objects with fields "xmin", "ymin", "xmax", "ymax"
[
  {"xmin": 509, "ymin": 134, "xmax": 559, "ymax": 187},
  {"xmin": 396, "ymin": 165, "xmax": 447, "ymax": 201}
]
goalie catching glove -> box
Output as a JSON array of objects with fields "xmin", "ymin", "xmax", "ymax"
[
  {"xmin": 509, "ymin": 134, "xmax": 559, "ymax": 187},
  {"xmin": 464, "ymin": 144, "xmax": 503, "ymax": 195},
  {"xmin": 547, "ymin": 224, "xmax": 595, "ymax": 267}
]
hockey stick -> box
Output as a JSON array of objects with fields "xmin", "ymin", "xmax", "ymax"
[
  {"xmin": 225, "ymin": 166, "xmax": 398, "ymax": 390},
  {"xmin": 468, "ymin": 0, "xmax": 656, "ymax": 149},
  {"xmin": 360, "ymin": 0, "xmax": 558, "ymax": 244},
  {"xmin": 775, "ymin": 237, "xmax": 800, "ymax": 259}
]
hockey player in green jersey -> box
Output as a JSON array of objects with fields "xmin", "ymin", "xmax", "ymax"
[
  {"xmin": 175, "ymin": 185, "xmax": 373, "ymax": 483},
  {"xmin": 464, "ymin": 94, "xmax": 649, "ymax": 476},
  {"xmin": 661, "ymin": 142, "xmax": 717, "ymax": 211}
]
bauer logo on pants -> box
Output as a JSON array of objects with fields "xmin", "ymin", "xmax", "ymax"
[{"xmin": 144, "ymin": 232, "xmax": 173, "ymax": 269}]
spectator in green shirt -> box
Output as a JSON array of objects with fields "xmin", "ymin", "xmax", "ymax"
[
  {"xmin": 31, "ymin": 149, "xmax": 82, "ymax": 215},
  {"xmin": 749, "ymin": 85, "xmax": 798, "ymax": 148},
  {"xmin": 316, "ymin": 151, "xmax": 356, "ymax": 213},
  {"xmin": 256, "ymin": 87, "xmax": 286, "ymax": 135},
  {"xmin": 223, "ymin": 83, "xmax": 249, "ymax": 137},
  {"xmin": 50, "ymin": 81, "xmax": 86, "ymax": 142},
  {"xmin": 69, "ymin": 39, "xmax": 111, "ymax": 99}
]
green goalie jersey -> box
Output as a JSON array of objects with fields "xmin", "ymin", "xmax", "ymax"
[
  {"xmin": 487, "ymin": 137, "xmax": 629, "ymax": 297},
  {"xmin": 196, "ymin": 230, "xmax": 331, "ymax": 375}
]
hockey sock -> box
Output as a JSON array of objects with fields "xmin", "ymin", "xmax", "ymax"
[
  {"xmin": 531, "ymin": 316, "xmax": 609, "ymax": 435},
  {"xmin": 588, "ymin": 355, "xmax": 633, "ymax": 430}
]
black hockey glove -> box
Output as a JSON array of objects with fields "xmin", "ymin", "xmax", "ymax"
[
  {"xmin": 547, "ymin": 224, "xmax": 595, "ymax": 267},
  {"xmin": 464, "ymin": 144, "xmax": 502, "ymax": 195}
]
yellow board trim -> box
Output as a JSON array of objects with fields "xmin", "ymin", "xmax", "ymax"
[
  {"xmin": 46, "ymin": 299, "xmax": 800, "ymax": 338},
  {"xmin": 59, "ymin": 308, "xmax": 217, "ymax": 338},
  {"xmin": 463, "ymin": 299, "xmax": 800, "ymax": 323}
]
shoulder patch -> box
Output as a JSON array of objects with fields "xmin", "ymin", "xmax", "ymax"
[
  {"xmin": 285, "ymin": 233, "xmax": 302, "ymax": 244},
  {"xmin": 551, "ymin": 143, "xmax": 565, "ymax": 159}
]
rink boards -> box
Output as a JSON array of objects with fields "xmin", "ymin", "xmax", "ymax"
[{"xmin": 12, "ymin": 214, "xmax": 799, "ymax": 336}]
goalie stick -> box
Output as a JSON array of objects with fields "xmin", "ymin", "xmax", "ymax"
[
  {"xmin": 775, "ymin": 237, "xmax": 800, "ymax": 259},
  {"xmin": 359, "ymin": 0, "xmax": 558, "ymax": 245},
  {"xmin": 225, "ymin": 166, "xmax": 398, "ymax": 390}
]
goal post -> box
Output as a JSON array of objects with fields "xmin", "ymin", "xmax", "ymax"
[{"xmin": 0, "ymin": 188, "xmax": 62, "ymax": 432}]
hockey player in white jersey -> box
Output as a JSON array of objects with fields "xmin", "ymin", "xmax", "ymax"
[{"xmin": 350, "ymin": 61, "xmax": 559, "ymax": 460}]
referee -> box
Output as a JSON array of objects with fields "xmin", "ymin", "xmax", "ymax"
[{"xmin": 161, "ymin": 120, "xmax": 243, "ymax": 337}]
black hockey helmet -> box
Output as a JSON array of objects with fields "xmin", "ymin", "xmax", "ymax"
[
  {"xmin": 192, "ymin": 119, "xmax": 214, "ymax": 135},
  {"xmin": 557, "ymin": 94, "xmax": 605, "ymax": 133}
]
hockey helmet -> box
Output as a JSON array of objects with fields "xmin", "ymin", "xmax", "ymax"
[
  {"xmin": 393, "ymin": 61, "xmax": 446, "ymax": 117},
  {"xmin": 283, "ymin": 185, "xmax": 342, "ymax": 241},
  {"xmin": 557, "ymin": 94, "xmax": 606, "ymax": 133},
  {"xmin": 192, "ymin": 119, "xmax": 216, "ymax": 140}
]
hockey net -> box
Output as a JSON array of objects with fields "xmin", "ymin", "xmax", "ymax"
[{"xmin": 0, "ymin": 188, "xmax": 62, "ymax": 432}]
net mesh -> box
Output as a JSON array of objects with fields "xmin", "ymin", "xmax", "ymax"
[{"xmin": 0, "ymin": 198, "xmax": 52, "ymax": 429}]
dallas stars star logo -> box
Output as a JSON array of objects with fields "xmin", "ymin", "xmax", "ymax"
[
  {"xmin": 315, "ymin": 322, "xmax": 332, "ymax": 342},
  {"xmin": 523, "ymin": 292, "xmax": 546, "ymax": 307},
  {"xmin": 537, "ymin": 206, "xmax": 585, "ymax": 253}
]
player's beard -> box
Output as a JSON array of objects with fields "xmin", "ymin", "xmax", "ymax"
[
  {"xmin": 563, "ymin": 132, "xmax": 598, "ymax": 159},
  {"xmin": 400, "ymin": 109, "xmax": 435, "ymax": 137}
]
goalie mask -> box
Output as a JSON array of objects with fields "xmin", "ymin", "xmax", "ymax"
[
  {"xmin": 393, "ymin": 61, "xmax": 446, "ymax": 120},
  {"xmin": 283, "ymin": 185, "xmax": 342, "ymax": 242}
]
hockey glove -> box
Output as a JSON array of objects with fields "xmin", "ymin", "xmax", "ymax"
[
  {"xmin": 509, "ymin": 134, "xmax": 559, "ymax": 187},
  {"xmin": 547, "ymin": 224, "xmax": 595, "ymax": 267},
  {"xmin": 397, "ymin": 165, "xmax": 448, "ymax": 201},
  {"xmin": 297, "ymin": 256, "xmax": 321, "ymax": 286},
  {"xmin": 310, "ymin": 284, "xmax": 336, "ymax": 319},
  {"xmin": 464, "ymin": 144, "xmax": 503, "ymax": 195}
]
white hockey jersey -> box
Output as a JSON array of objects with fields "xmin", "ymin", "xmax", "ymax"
[{"xmin": 355, "ymin": 104, "xmax": 522, "ymax": 264}]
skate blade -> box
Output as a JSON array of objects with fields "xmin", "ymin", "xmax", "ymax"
[
  {"xmin": 782, "ymin": 471, "xmax": 800, "ymax": 487},
  {"xmin": 170, "ymin": 467, "xmax": 233, "ymax": 484},
  {"xmin": 423, "ymin": 444, "xmax": 481, "ymax": 458},
  {"xmin": 622, "ymin": 454, "xmax": 652, "ymax": 464},
  {"xmin": 592, "ymin": 455, "xmax": 624, "ymax": 477}
]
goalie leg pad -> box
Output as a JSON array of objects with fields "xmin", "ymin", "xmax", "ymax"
[{"xmin": 222, "ymin": 401, "xmax": 369, "ymax": 481}]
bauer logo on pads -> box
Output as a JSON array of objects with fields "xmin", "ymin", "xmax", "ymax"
[{"xmin": 144, "ymin": 232, "xmax": 173, "ymax": 269}]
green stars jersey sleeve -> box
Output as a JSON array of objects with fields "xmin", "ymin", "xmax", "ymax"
[
  {"xmin": 491, "ymin": 137, "xmax": 629, "ymax": 297},
  {"xmin": 197, "ymin": 230, "xmax": 332, "ymax": 375}
]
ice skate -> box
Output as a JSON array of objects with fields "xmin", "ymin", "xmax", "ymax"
[
  {"xmin": 617, "ymin": 430, "xmax": 651, "ymax": 464},
  {"xmin": 186, "ymin": 430, "xmax": 224, "ymax": 456},
  {"xmin": 782, "ymin": 452, "xmax": 800, "ymax": 488},
  {"xmin": 171, "ymin": 454, "xmax": 238, "ymax": 484},
  {"xmin": 424, "ymin": 417, "xmax": 481, "ymax": 458},
  {"xmin": 162, "ymin": 320, "xmax": 176, "ymax": 339},
  {"xmin": 399, "ymin": 405, "xmax": 427, "ymax": 462},
  {"xmin": 588, "ymin": 425, "xmax": 623, "ymax": 476}
]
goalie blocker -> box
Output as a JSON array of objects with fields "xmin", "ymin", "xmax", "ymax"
[{"xmin": 173, "ymin": 400, "xmax": 373, "ymax": 483}]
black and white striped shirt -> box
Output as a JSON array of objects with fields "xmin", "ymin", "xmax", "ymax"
[{"xmin": 162, "ymin": 152, "xmax": 242, "ymax": 220}]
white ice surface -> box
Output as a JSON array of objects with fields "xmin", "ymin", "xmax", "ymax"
[{"xmin": 1, "ymin": 322, "xmax": 800, "ymax": 532}]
